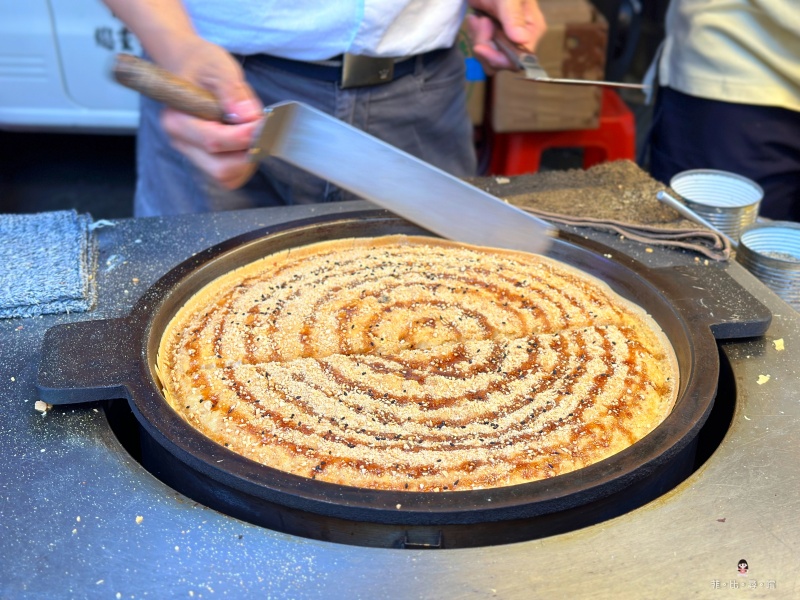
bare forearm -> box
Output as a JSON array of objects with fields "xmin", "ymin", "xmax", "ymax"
[{"xmin": 102, "ymin": 0, "xmax": 199, "ymax": 68}]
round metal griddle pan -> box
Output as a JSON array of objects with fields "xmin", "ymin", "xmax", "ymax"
[{"xmin": 37, "ymin": 211, "xmax": 771, "ymax": 547}]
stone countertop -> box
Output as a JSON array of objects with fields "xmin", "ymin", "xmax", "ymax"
[{"xmin": 1, "ymin": 196, "xmax": 798, "ymax": 599}]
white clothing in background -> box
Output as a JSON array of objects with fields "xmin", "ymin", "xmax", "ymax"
[{"xmin": 657, "ymin": 0, "xmax": 800, "ymax": 111}]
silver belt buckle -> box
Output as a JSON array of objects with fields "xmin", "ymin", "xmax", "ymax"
[{"xmin": 341, "ymin": 54, "xmax": 395, "ymax": 89}]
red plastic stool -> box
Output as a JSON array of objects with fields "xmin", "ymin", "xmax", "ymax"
[{"xmin": 488, "ymin": 88, "xmax": 636, "ymax": 176}]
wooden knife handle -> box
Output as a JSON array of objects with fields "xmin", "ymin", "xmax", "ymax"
[
  {"xmin": 113, "ymin": 53, "xmax": 225, "ymax": 122},
  {"xmin": 490, "ymin": 27, "xmax": 527, "ymax": 71}
]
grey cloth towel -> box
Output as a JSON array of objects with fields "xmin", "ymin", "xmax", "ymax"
[
  {"xmin": 0, "ymin": 210, "xmax": 97, "ymax": 319},
  {"xmin": 520, "ymin": 206, "xmax": 732, "ymax": 261}
]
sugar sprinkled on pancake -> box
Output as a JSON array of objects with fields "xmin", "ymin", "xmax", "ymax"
[{"xmin": 156, "ymin": 235, "xmax": 678, "ymax": 492}]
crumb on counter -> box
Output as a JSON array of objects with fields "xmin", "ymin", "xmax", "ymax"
[
  {"xmin": 757, "ymin": 374, "xmax": 771, "ymax": 385},
  {"xmin": 34, "ymin": 400, "xmax": 52, "ymax": 414},
  {"xmin": 773, "ymin": 338, "xmax": 785, "ymax": 351}
]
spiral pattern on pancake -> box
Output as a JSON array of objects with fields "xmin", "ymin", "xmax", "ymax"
[{"xmin": 158, "ymin": 236, "xmax": 678, "ymax": 491}]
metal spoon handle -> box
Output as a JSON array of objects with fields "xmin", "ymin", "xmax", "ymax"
[{"xmin": 656, "ymin": 190, "xmax": 738, "ymax": 248}]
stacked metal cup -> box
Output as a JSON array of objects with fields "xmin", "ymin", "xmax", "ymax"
[
  {"xmin": 670, "ymin": 169, "xmax": 763, "ymax": 241},
  {"xmin": 737, "ymin": 222, "xmax": 800, "ymax": 311},
  {"xmin": 670, "ymin": 169, "xmax": 800, "ymax": 311}
]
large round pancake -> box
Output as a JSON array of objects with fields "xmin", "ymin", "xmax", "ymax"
[{"xmin": 156, "ymin": 235, "xmax": 678, "ymax": 491}]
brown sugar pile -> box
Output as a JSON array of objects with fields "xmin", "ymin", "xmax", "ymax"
[{"xmin": 471, "ymin": 160, "xmax": 696, "ymax": 228}]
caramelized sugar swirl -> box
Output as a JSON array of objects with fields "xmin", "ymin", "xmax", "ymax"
[{"xmin": 157, "ymin": 236, "xmax": 678, "ymax": 492}]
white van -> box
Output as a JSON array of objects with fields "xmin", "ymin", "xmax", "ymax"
[{"xmin": 0, "ymin": 0, "xmax": 140, "ymax": 132}]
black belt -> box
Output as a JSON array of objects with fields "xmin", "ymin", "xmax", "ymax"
[{"xmin": 253, "ymin": 48, "xmax": 450, "ymax": 89}]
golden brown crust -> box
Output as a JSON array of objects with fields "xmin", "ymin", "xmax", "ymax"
[{"xmin": 157, "ymin": 235, "xmax": 679, "ymax": 491}]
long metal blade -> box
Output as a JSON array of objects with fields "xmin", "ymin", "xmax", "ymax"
[
  {"xmin": 251, "ymin": 101, "xmax": 555, "ymax": 254},
  {"xmin": 523, "ymin": 76, "xmax": 650, "ymax": 90},
  {"xmin": 506, "ymin": 41, "xmax": 649, "ymax": 91},
  {"xmin": 519, "ymin": 55, "xmax": 648, "ymax": 90}
]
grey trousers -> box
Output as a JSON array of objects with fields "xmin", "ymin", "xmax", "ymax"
[{"xmin": 134, "ymin": 46, "xmax": 476, "ymax": 217}]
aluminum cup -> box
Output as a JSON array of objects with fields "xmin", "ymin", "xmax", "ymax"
[
  {"xmin": 736, "ymin": 221, "xmax": 800, "ymax": 310},
  {"xmin": 670, "ymin": 169, "xmax": 763, "ymax": 240}
]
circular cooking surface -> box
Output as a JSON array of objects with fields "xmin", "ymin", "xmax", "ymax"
[
  {"xmin": 39, "ymin": 210, "xmax": 739, "ymax": 547},
  {"xmin": 120, "ymin": 213, "xmax": 715, "ymax": 520}
]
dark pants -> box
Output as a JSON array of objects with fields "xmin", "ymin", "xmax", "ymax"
[
  {"xmin": 135, "ymin": 46, "xmax": 476, "ymax": 217},
  {"xmin": 648, "ymin": 87, "xmax": 800, "ymax": 222}
]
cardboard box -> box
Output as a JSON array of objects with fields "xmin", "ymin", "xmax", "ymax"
[
  {"xmin": 491, "ymin": 0, "xmax": 608, "ymax": 132},
  {"xmin": 465, "ymin": 73, "xmax": 486, "ymax": 127}
]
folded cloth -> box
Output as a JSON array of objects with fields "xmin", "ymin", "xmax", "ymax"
[
  {"xmin": 521, "ymin": 206, "xmax": 732, "ymax": 261},
  {"xmin": 0, "ymin": 210, "xmax": 97, "ymax": 319}
]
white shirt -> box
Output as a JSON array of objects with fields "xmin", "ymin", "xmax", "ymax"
[
  {"xmin": 657, "ymin": 0, "xmax": 800, "ymax": 111},
  {"xmin": 184, "ymin": 0, "xmax": 466, "ymax": 60}
]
